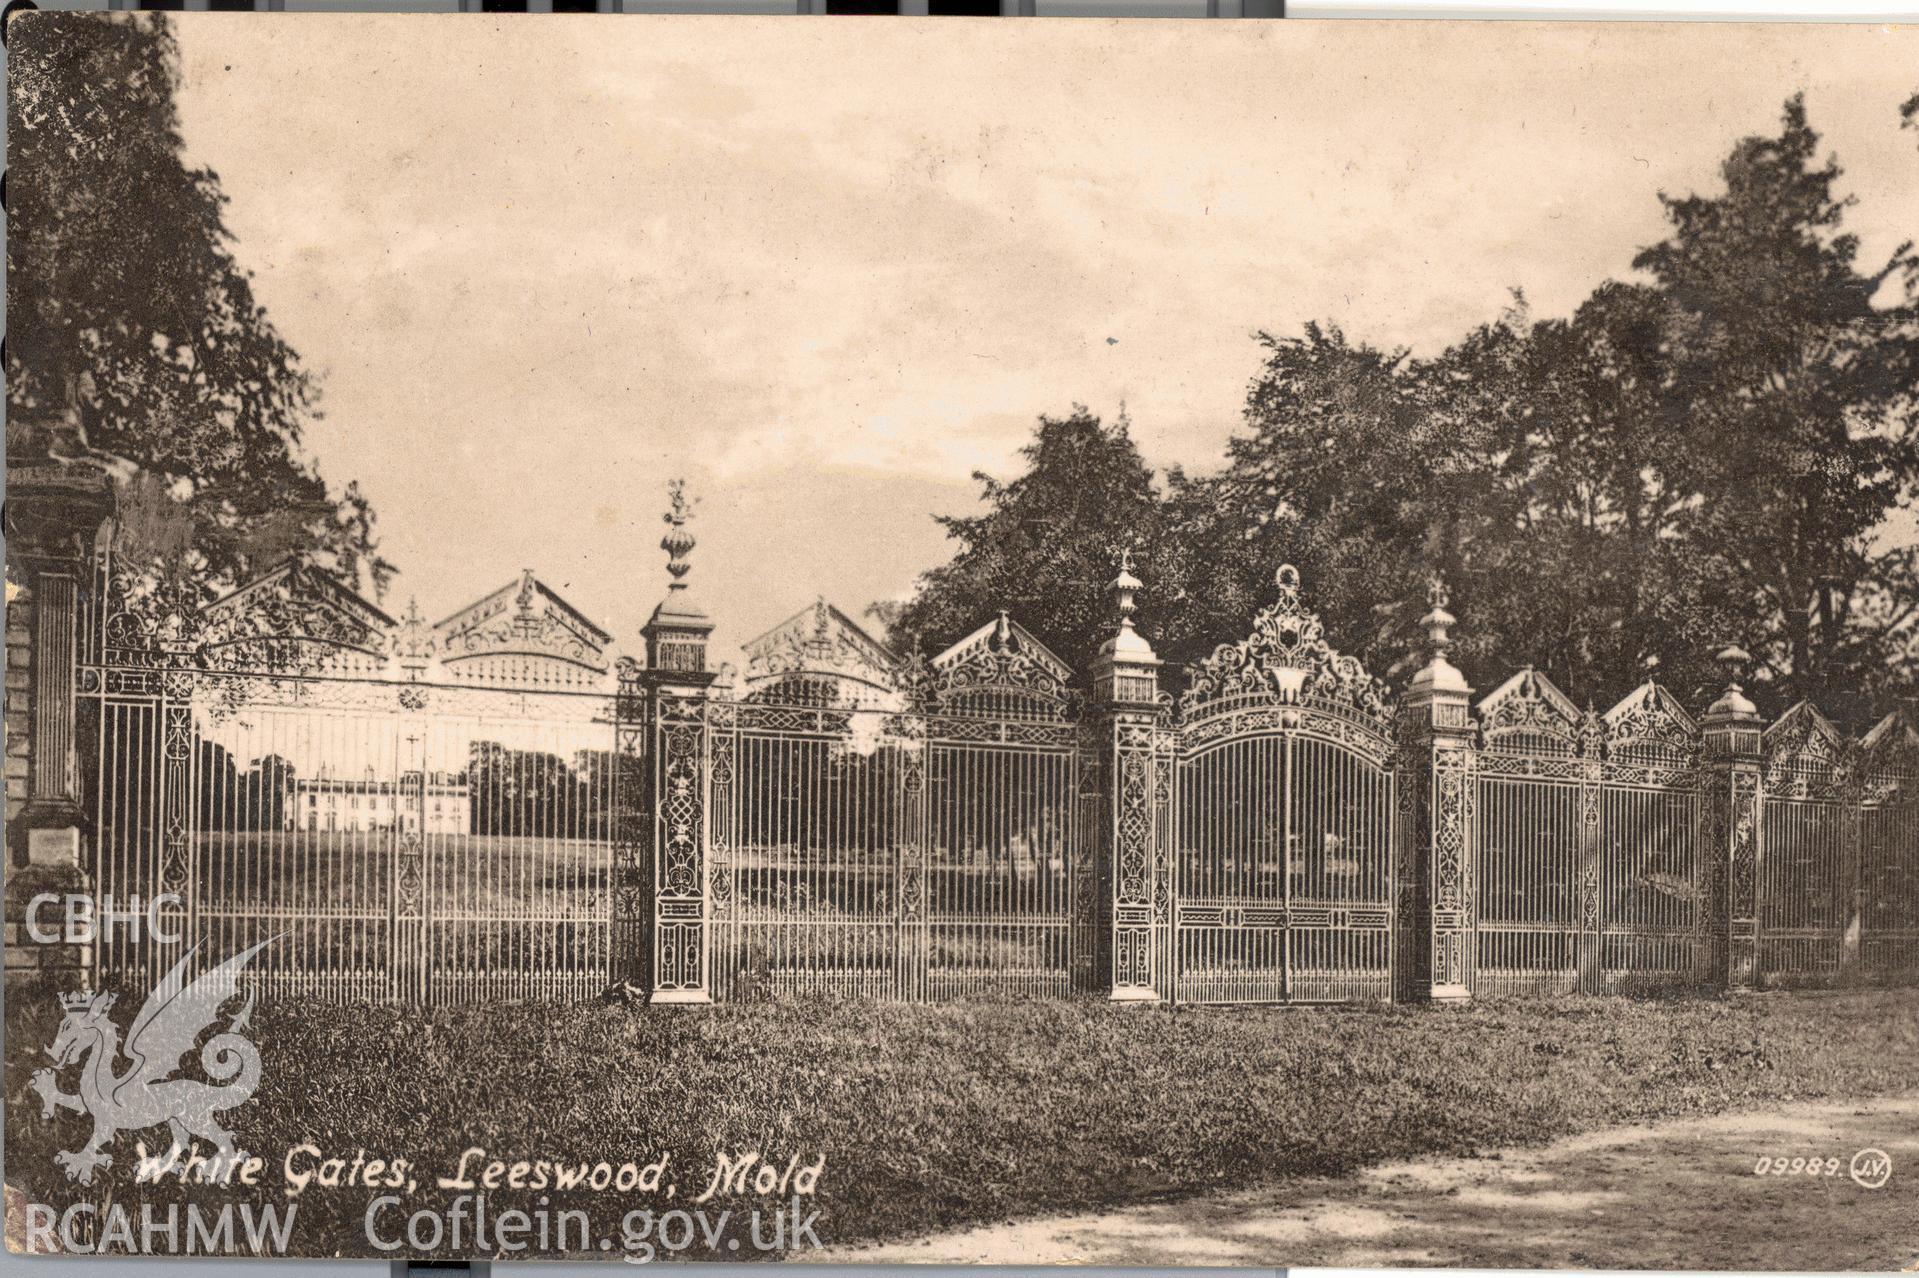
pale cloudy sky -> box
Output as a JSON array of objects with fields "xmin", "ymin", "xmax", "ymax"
[{"xmin": 168, "ymin": 15, "xmax": 1919, "ymax": 661}]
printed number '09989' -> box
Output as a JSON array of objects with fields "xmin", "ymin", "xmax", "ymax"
[{"xmin": 1753, "ymin": 1156, "xmax": 1842, "ymax": 1177}]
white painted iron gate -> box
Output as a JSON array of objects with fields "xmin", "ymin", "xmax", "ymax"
[
  {"xmin": 1169, "ymin": 566, "xmax": 1399, "ymax": 1003},
  {"xmin": 74, "ymin": 536, "xmax": 1919, "ymax": 1006},
  {"xmin": 705, "ymin": 612, "xmax": 1097, "ymax": 1001},
  {"xmin": 79, "ymin": 556, "xmax": 624, "ymax": 1006}
]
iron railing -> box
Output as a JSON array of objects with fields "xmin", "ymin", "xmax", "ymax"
[{"xmin": 72, "ymin": 541, "xmax": 1919, "ymax": 1005}]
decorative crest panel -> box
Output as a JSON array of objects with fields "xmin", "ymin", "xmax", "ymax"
[
  {"xmin": 1602, "ymin": 681, "xmax": 1699, "ymax": 760},
  {"xmin": 196, "ymin": 559, "xmax": 395, "ymax": 674},
  {"xmin": 739, "ymin": 598, "xmax": 901, "ymax": 708},
  {"xmin": 1861, "ymin": 709, "xmax": 1919, "ymax": 802},
  {"xmin": 912, "ymin": 612, "xmax": 1075, "ymax": 720},
  {"xmin": 1476, "ymin": 666, "xmax": 1582, "ymax": 754},
  {"xmin": 1178, "ymin": 564, "xmax": 1392, "ymax": 728},
  {"xmin": 434, "ymin": 569, "xmax": 613, "ymax": 688},
  {"xmin": 1763, "ymin": 700, "xmax": 1845, "ymax": 788}
]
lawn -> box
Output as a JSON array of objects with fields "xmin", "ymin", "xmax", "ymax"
[
  {"xmin": 189, "ymin": 831, "xmax": 608, "ymax": 917},
  {"xmin": 6, "ymin": 986, "xmax": 1918, "ymax": 1261}
]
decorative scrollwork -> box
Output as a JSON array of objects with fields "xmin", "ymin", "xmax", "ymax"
[
  {"xmin": 196, "ymin": 560, "xmax": 393, "ymax": 675},
  {"xmin": 1477, "ymin": 667, "xmax": 1581, "ymax": 754},
  {"xmin": 741, "ymin": 598, "xmax": 901, "ymax": 709},
  {"xmin": 1602, "ymin": 681, "xmax": 1700, "ymax": 763},
  {"xmin": 1179, "ymin": 564, "xmax": 1392, "ymax": 728},
  {"xmin": 912, "ymin": 612, "xmax": 1077, "ymax": 721},
  {"xmin": 395, "ymin": 833, "xmax": 425, "ymax": 915},
  {"xmin": 435, "ymin": 569, "xmax": 611, "ymax": 683},
  {"xmin": 1762, "ymin": 700, "xmax": 1847, "ymax": 799},
  {"xmin": 1860, "ymin": 709, "xmax": 1919, "ymax": 802},
  {"xmin": 658, "ymin": 714, "xmax": 706, "ymax": 899},
  {"xmin": 1729, "ymin": 770, "xmax": 1759, "ymax": 917}
]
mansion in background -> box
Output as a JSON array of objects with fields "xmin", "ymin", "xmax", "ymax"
[{"xmin": 287, "ymin": 769, "xmax": 472, "ymax": 836}]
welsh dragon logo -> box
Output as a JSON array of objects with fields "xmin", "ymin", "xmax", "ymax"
[{"xmin": 30, "ymin": 939, "xmax": 275, "ymax": 1184}]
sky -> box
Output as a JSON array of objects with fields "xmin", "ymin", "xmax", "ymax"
[{"xmin": 166, "ymin": 15, "xmax": 1919, "ymax": 664}]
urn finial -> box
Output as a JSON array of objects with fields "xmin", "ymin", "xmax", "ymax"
[
  {"xmin": 1704, "ymin": 643, "xmax": 1759, "ymax": 724},
  {"xmin": 1419, "ymin": 575, "xmax": 1456, "ymax": 659},
  {"xmin": 662, "ymin": 479, "xmax": 696, "ymax": 587},
  {"xmin": 1408, "ymin": 573, "xmax": 1470, "ymax": 702},
  {"xmin": 1110, "ymin": 545, "xmax": 1143, "ymax": 631}
]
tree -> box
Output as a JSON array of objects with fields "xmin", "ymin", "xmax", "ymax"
[
  {"xmin": 890, "ymin": 407, "xmax": 1168, "ymax": 676},
  {"xmin": 6, "ymin": 13, "xmax": 392, "ymax": 599},
  {"xmin": 1426, "ymin": 285, "xmax": 1715, "ymax": 704},
  {"xmin": 1633, "ymin": 94, "xmax": 1919, "ymax": 709},
  {"xmin": 1218, "ymin": 97, "xmax": 1919, "ymax": 711},
  {"xmin": 895, "ymin": 98, "xmax": 1919, "ymax": 715},
  {"xmin": 1213, "ymin": 322, "xmax": 1473, "ymax": 685}
]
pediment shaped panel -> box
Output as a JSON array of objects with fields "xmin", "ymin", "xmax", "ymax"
[
  {"xmin": 1179, "ymin": 564, "xmax": 1391, "ymax": 727},
  {"xmin": 1602, "ymin": 681, "xmax": 1698, "ymax": 760},
  {"xmin": 741, "ymin": 599, "xmax": 900, "ymax": 708},
  {"xmin": 1862, "ymin": 709, "xmax": 1919, "ymax": 799},
  {"xmin": 434, "ymin": 570, "xmax": 613, "ymax": 687},
  {"xmin": 1476, "ymin": 667, "xmax": 1594, "ymax": 755},
  {"xmin": 914, "ymin": 612, "xmax": 1075, "ymax": 719},
  {"xmin": 198, "ymin": 560, "xmax": 394, "ymax": 674},
  {"xmin": 1763, "ymin": 701, "xmax": 1845, "ymax": 783}
]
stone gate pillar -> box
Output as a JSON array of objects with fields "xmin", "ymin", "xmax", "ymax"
[
  {"xmin": 1700, "ymin": 648, "xmax": 1764, "ymax": 991},
  {"xmin": 631, "ymin": 483, "xmax": 716, "ymax": 1004},
  {"xmin": 1090, "ymin": 553, "xmax": 1169, "ymax": 1001},
  {"xmin": 5, "ymin": 458, "xmax": 113, "ymax": 984},
  {"xmin": 1394, "ymin": 585, "xmax": 1476, "ymax": 1003}
]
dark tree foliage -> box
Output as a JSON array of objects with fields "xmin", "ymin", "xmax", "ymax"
[
  {"xmin": 6, "ymin": 13, "xmax": 393, "ymax": 598},
  {"xmin": 889, "ymin": 408, "xmax": 1166, "ymax": 675},
  {"xmin": 1219, "ymin": 322, "xmax": 1481, "ymax": 686},
  {"xmin": 1630, "ymin": 95, "xmax": 1919, "ymax": 710},
  {"xmin": 895, "ymin": 98, "xmax": 1919, "ymax": 714},
  {"xmin": 467, "ymin": 742, "xmax": 616, "ymax": 840}
]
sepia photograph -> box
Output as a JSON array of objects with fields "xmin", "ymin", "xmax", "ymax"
[{"xmin": 3, "ymin": 10, "xmax": 1917, "ymax": 1266}]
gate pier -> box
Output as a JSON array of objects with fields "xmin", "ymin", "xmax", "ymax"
[
  {"xmin": 4, "ymin": 457, "xmax": 112, "ymax": 986},
  {"xmin": 632, "ymin": 483, "xmax": 717, "ymax": 1004},
  {"xmin": 1091, "ymin": 553, "xmax": 1169, "ymax": 1002},
  {"xmin": 1394, "ymin": 586, "xmax": 1476, "ymax": 1003},
  {"xmin": 1701, "ymin": 651, "xmax": 1764, "ymax": 991}
]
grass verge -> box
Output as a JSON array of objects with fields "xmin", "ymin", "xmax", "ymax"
[{"xmin": 6, "ymin": 984, "xmax": 1917, "ymax": 1260}]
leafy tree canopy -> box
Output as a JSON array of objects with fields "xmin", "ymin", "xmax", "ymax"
[
  {"xmin": 6, "ymin": 13, "xmax": 392, "ymax": 599},
  {"xmin": 894, "ymin": 96, "xmax": 1919, "ymax": 717},
  {"xmin": 889, "ymin": 407, "xmax": 1164, "ymax": 676}
]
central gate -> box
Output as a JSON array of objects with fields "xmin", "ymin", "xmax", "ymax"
[{"xmin": 1171, "ymin": 566, "xmax": 1398, "ymax": 1003}]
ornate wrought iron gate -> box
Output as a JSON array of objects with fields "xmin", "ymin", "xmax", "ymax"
[
  {"xmin": 1473, "ymin": 669, "xmax": 1588, "ymax": 995},
  {"xmin": 1474, "ymin": 670, "xmax": 1706, "ymax": 995},
  {"xmin": 1170, "ymin": 567, "xmax": 1398, "ymax": 1003},
  {"xmin": 80, "ymin": 552, "xmax": 624, "ymax": 1005},
  {"xmin": 1756, "ymin": 704, "xmax": 1853, "ymax": 984},
  {"xmin": 705, "ymin": 607, "xmax": 1095, "ymax": 1000},
  {"xmin": 72, "ymin": 525, "xmax": 1918, "ymax": 1008},
  {"xmin": 1860, "ymin": 714, "xmax": 1919, "ymax": 981}
]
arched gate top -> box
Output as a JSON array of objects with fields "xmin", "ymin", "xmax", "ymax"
[{"xmin": 1178, "ymin": 564, "xmax": 1393, "ymax": 734}]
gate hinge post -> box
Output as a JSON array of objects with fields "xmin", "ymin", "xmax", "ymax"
[
  {"xmin": 1395, "ymin": 580, "xmax": 1476, "ymax": 1005},
  {"xmin": 1091, "ymin": 550, "xmax": 1169, "ymax": 1003},
  {"xmin": 1701, "ymin": 646, "xmax": 1765, "ymax": 992}
]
